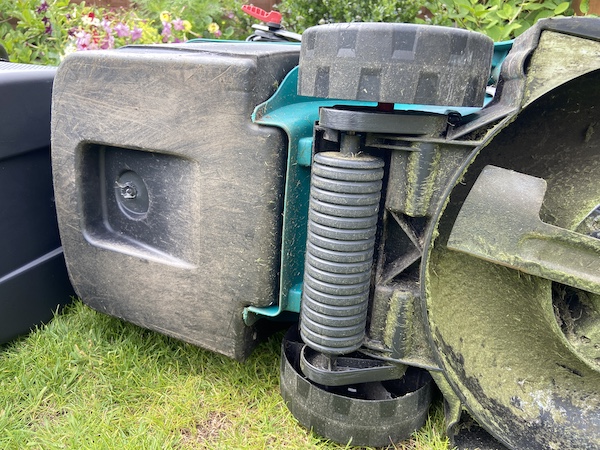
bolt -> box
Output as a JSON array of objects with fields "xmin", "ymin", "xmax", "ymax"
[{"xmin": 116, "ymin": 181, "xmax": 137, "ymax": 199}]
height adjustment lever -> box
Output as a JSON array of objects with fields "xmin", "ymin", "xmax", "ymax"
[
  {"xmin": 241, "ymin": 5, "xmax": 301, "ymax": 42},
  {"xmin": 241, "ymin": 5, "xmax": 282, "ymax": 25}
]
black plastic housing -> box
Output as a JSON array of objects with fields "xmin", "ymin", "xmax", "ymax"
[
  {"xmin": 0, "ymin": 62, "xmax": 74, "ymax": 344},
  {"xmin": 52, "ymin": 42, "xmax": 299, "ymax": 360}
]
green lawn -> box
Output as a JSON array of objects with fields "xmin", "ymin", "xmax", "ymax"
[{"xmin": 0, "ymin": 301, "xmax": 451, "ymax": 449}]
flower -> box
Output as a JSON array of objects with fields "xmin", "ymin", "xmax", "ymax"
[
  {"xmin": 172, "ymin": 18, "xmax": 184, "ymax": 31},
  {"xmin": 101, "ymin": 18, "xmax": 112, "ymax": 33},
  {"xmin": 100, "ymin": 33, "xmax": 114, "ymax": 49},
  {"xmin": 75, "ymin": 30, "xmax": 92, "ymax": 50},
  {"xmin": 207, "ymin": 22, "xmax": 220, "ymax": 34},
  {"xmin": 36, "ymin": 0, "xmax": 48, "ymax": 14},
  {"xmin": 182, "ymin": 20, "xmax": 192, "ymax": 32},
  {"xmin": 62, "ymin": 40, "xmax": 77, "ymax": 59},
  {"xmin": 159, "ymin": 11, "xmax": 171, "ymax": 22},
  {"xmin": 82, "ymin": 12, "xmax": 100, "ymax": 27},
  {"xmin": 114, "ymin": 22, "xmax": 130, "ymax": 37},
  {"xmin": 41, "ymin": 16, "xmax": 52, "ymax": 35},
  {"xmin": 130, "ymin": 27, "xmax": 143, "ymax": 42},
  {"xmin": 161, "ymin": 21, "xmax": 172, "ymax": 42}
]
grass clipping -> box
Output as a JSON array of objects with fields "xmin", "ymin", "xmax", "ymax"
[{"xmin": 0, "ymin": 301, "xmax": 450, "ymax": 449}]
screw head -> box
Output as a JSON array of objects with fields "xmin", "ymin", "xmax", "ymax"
[{"xmin": 115, "ymin": 171, "xmax": 149, "ymax": 219}]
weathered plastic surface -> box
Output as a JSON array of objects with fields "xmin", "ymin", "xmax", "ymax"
[
  {"xmin": 423, "ymin": 20, "xmax": 600, "ymax": 450},
  {"xmin": 298, "ymin": 23, "xmax": 494, "ymax": 106},
  {"xmin": 52, "ymin": 42, "xmax": 299, "ymax": 360},
  {"xmin": 0, "ymin": 62, "xmax": 74, "ymax": 344}
]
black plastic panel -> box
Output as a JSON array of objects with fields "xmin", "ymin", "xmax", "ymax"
[
  {"xmin": 52, "ymin": 42, "xmax": 299, "ymax": 359},
  {"xmin": 0, "ymin": 63, "xmax": 74, "ymax": 344}
]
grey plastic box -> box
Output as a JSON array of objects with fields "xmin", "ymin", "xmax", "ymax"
[{"xmin": 52, "ymin": 42, "xmax": 299, "ymax": 359}]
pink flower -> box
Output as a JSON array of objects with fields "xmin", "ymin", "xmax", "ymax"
[
  {"xmin": 161, "ymin": 21, "xmax": 172, "ymax": 42},
  {"xmin": 101, "ymin": 18, "xmax": 112, "ymax": 33},
  {"xmin": 114, "ymin": 22, "xmax": 130, "ymax": 38},
  {"xmin": 214, "ymin": 29, "xmax": 222, "ymax": 38},
  {"xmin": 100, "ymin": 34, "xmax": 115, "ymax": 49},
  {"xmin": 75, "ymin": 30, "xmax": 92, "ymax": 50},
  {"xmin": 130, "ymin": 27, "xmax": 143, "ymax": 42},
  {"xmin": 172, "ymin": 18, "xmax": 184, "ymax": 31}
]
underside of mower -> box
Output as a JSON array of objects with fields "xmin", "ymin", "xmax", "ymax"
[{"xmin": 41, "ymin": 16, "xmax": 600, "ymax": 449}]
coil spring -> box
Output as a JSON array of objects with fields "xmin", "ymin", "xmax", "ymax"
[{"xmin": 300, "ymin": 151, "xmax": 384, "ymax": 355}]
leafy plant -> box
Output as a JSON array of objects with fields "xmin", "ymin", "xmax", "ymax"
[
  {"xmin": 132, "ymin": 0, "xmax": 222, "ymax": 37},
  {"xmin": 276, "ymin": 0, "xmax": 421, "ymax": 33},
  {"xmin": 133, "ymin": 0, "xmax": 259, "ymax": 41},
  {"xmin": 418, "ymin": 0, "xmax": 576, "ymax": 40},
  {"xmin": 275, "ymin": 0, "xmax": 589, "ymax": 40},
  {"xmin": 0, "ymin": 0, "xmax": 231, "ymax": 65},
  {"xmin": 218, "ymin": 0, "xmax": 262, "ymax": 41}
]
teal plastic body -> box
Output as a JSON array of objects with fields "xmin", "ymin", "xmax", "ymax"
[{"xmin": 244, "ymin": 40, "xmax": 513, "ymax": 324}]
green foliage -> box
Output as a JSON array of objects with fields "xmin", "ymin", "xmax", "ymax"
[
  {"xmin": 419, "ymin": 0, "xmax": 576, "ymax": 41},
  {"xmin": 276, "ymin": 0, "xmax": 589, "ymax": 40},
  {"xmin": 132, "ymin": 0, "xmax": 222, "ymax": 37},
  {"xmin": 276, "ymin": 0, "xmax": 421, "ymax": 33},
  {"xmin": 1, "ymin": 0, "xmax": 595, "ymax": 66},
  {"xmin": 0, "ymin": 0, "xmax": 243, "ymax": 65},
  {"xmin": 125, "ymin": 0, "xmax": 257, "ymax": 40},
  {"xmin": 579, "ymin": 0, "xmax": 591, "ymax": 14},
  {"xmin": 1, "ymin": 0, "xmax": 68, "ymax": 65},
  {"xmin": 221, "ymin": 0, "xmax": 263, "ymax": 40}
]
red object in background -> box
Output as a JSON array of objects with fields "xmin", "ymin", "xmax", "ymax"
[{"xmin": 241, "ymin": 4, "xmax": 282, "ymax": 24}]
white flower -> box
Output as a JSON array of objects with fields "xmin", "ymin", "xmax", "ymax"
[{"xmin": 61, "ymin": 39, "xmax": 77, "ymax": 61}]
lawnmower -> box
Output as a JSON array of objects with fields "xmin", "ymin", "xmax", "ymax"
[{"xmin": 4, "ymin": 12, "xmax": 600, "ymax": 449}]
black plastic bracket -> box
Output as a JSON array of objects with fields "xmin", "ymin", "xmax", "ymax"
[{"xmin": 300, "ymin": 345, "xmax": 407, "ymax": 386}]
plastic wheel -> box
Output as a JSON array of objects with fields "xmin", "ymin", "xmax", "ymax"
[
  {"xmin": 298, "ymin": 23, "xmax": 494, "ymax": 107},
  {"xmin": 280, "ymin": 327, "xmax": 433, "ymax": 447}
]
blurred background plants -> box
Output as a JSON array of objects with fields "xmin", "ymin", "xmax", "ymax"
[
  {"xmin": 418, "ymin": 0, "xmax": 582, "ymax": 41},
  {"xmin": 276, "ymin": 0, "xmax": 422, "ymax": 32},
  {"xmin": 0, "ymin": 0, "xmax": 593, "ymax": 65},
  {"xmin": 276, "ymin": 0, "xmax": 588, "ymax": 39},
  {"xmin": 0, "ymin": 0, "xmax": 250, "ymax": 65}
]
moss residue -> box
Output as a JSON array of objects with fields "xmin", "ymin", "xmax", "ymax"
[{"xmin": 523, "ymin": 32, "xmax": 600, "ymax": 107}]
